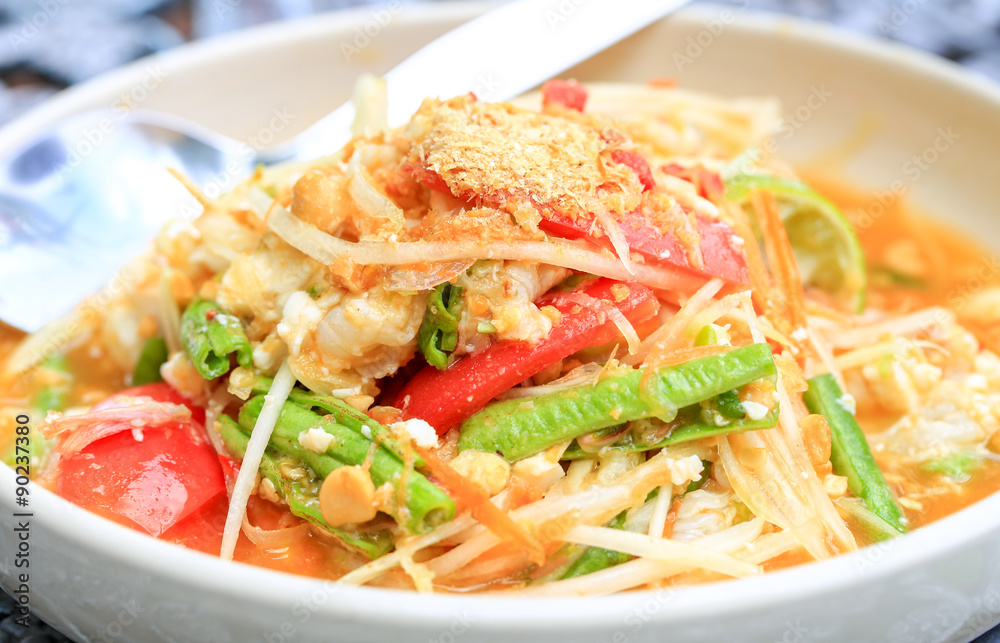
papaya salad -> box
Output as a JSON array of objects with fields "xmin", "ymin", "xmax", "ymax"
[{"xmin": 4, "ymin": 78, "xmax": 1000, "ymax": 594}]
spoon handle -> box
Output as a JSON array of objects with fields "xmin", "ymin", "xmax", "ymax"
[{"xmin": 293, "ymin": 0, "xmax": 688, "ymax": 160}]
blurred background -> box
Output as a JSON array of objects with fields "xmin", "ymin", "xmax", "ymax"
[
  {"xmin": 1, "ymin": 0, "xmax": 1000, "ymax": 641},
  {"xmin": 0, "ymin": 0, "xmax": 996, "ymax": 126}
]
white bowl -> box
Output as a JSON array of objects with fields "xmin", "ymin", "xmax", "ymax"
[{"xmin": 3, "ymin": 3, "xmax": 1000, "ymax": 641}]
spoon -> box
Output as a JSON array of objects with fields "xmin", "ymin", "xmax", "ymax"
[{"xmin": 0, "ymin": 0, "xmax": 687, "ymax": 332}]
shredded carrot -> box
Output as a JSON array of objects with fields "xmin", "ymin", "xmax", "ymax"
[
  {"xmin": 507, "ymin": 475, "xmax": 544, "ymax": 510},
  {"xmin": 416, "ymin": 446, "xmax": 545, "ymax": 564},
  {"xmin": 722, "ymin": 202, "xmax": 773, "ymax": 311},
  {"xmin": 653, "ymin": 344, "xmax": 731, "ymax": 367},
  {"xmin": 752, "ymin": 190, "xmax": 808, "ymax": 336},
  {"xmin": 663, "ymin": 499, "xmax": 681, "ymax": 539}
]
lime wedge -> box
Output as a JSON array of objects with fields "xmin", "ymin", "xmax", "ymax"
[{"xmin": 726, "ymin": 174, "xmax": 867, "ymax": 313}]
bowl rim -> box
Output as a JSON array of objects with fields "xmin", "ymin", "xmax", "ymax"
[{"xmin": 4, "ymin": 0, "xmax": 1000, "ymax": 632}]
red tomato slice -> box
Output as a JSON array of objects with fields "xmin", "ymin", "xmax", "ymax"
[
  {"xmin": 394, "ymin": 278, "xmax": 659, "ymax": 434},
  {"xmin": 542, "ymin": 79, "xmax": 588, "ymax": 112},
  {"xmin": 55, "ymin": 384, "xmax": 225, "ymax": 539},
  {"xmin": 539, "ymin": 210, "xmax": 749, "ymax": 284}
]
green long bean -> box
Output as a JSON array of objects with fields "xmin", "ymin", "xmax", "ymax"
[
  {"xmin": 803, "ymin": 374, "xmax": 906, "ymax": 534},
  {"xmin": 239, "ymin": 396, "xmax": 455, "ymax": 533},
  {"xmin": 217, "ymin": 415, "xmax": 392, "ymax": 558},
  {"xmin": 561, "ymin": 408, "xmax": 779, "ymax": 460},
  {"xmin": 560, "ymin": 512, "xmax": 632, "ymax": 579},
  {"xmin": 459, "ymin": 343, "xmax": 777, "ymax": 461},
  {"xmin": 133, "ymin": 336, "xmax": 168, "ymax": 385},
  {"xmin": 181, "ymin": 300, "xmax": 253, "ymax": 379}
]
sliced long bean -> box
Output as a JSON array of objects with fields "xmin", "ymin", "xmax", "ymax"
[
  {"xmin": 181, "ymin": 300, "xmax": 253, "ymax": 379},
  {"xmin": 459, "ymin": 343, "xmax": 777, "ymax": 461},
  {"xmin": 418, "ymin": 281, "xmax": 464, "ymax": 370},
  {"xmin": 32, "ymin": 353, "xmax": 72, "ymax": 413},
  {"xmin": 133, "ymin": 336, "xmax": 168, "ymax": 385},
  {"xmin": 251, "ymin": 376, "xmax": 414, "ymax": 462},
  {"xmin": 803, "ymin": 374, "xmax": 906, "ymax": 533},
  {"xmin": 239, "ymin": 396, "xmax": 455, "ymax": 533},
  {"xmin": 217, "ymin": 415, "xmax": 392, "ymax": 558},
  {"xmin": 561, "ymin": 408, "xmax": 779, "ymax": 460},
  {"xmin": 560, "ymin": 512, "xmax": 631, "ymax": 579}
]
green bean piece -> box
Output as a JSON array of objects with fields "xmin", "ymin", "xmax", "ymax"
[
  {"xmin": 239, "ymin": 396, "xmax": 455, "ymax": 533},
  {"xmin": 180, "ymin": 300, "xmax": 253, "ymax": 379},
  {"xmin": 694, "ymin": 324, "xmax": 718, "ymax": 347},
  {"xmin": 133, "ymin": 336, "xmax": 168, "ymax": 386},
  {"xmin": 32, "ymin": 353, "xmax": 72, "ymax": 413},
  {"xmin": 217, "ymin": 415, "xmax": 392, "ymax": 558},
  {"xmin": 920, "ymin": 452, "xmax": 980, "ymax": 483},
  {"xmin": 251, "ymin": 378, "xmax": 424, "ymax": 469},
  {"xmin": 686, "ymin": 461, "xmax": 713, "ymax": 493},
  {"xmin": 417, "ymin": 282, "xmax": 464, "ymax": 370},
  {"xmin": 561, "ymin": 408, "xmax": 778, "ymax": 460},
  {"xmin": 803, "ymin": 374, "xmax": 906, "ymax": 533},
  {"xmin": 715, "ymin": 390, "xmax": 746, "ymax": 420},
  {"xmin": 459, "ymin": 343, "xmax": 777, "ymax": 461},
  {"xmin": 560, "ymin": 512, "xmax": 632, "ymax": 579}
]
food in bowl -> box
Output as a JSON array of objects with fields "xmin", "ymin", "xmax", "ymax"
[{"xmin": 3, "ymin": 78, "xmax": 999, "ymax": 595}]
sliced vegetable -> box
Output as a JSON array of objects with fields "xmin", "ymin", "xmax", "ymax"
[
  {"xmin": 715, "ymin": 390, "xmax": 746, "ymax": 420},
  {"xmin": 133, "ymin": 336, "xmax": 168, "ymax": 385},
  {"xmin": 920, "ymin": 452, "xmax": 981, "ymax": 483},
  {"xmin": 32, "ymin": 353, "xmax": 72, "ymax": 413},
  {"xmin": 217, "ymin": 415, "xmax": 392, "ymax": 558},
  {"xmin": 561, "ymin": 407, "xmax": 779, "ymax": 460},
  {"xmin": 459, "ymin": 343, "xmax": 777, "ymax": 461},
  {"xmin": 396, "ymin": 278, "xmax": 660, "ymax": 434},
  {"xmin": 726, "ymin": 174, "xmax": 867, "ymax": 313},
  {"xmin": 252, "ymin": 378, "xmax": 420, "ymax": 467},
  {"xmin": 560, "ymin": 511, "xmax": 631, "ymax": 579},
  {"xmin": 238, "ymin": 396, "xmax": 455, "ymax": 533},
  {"xmin": 180, "ymin": 300, "xmax": 253, "ymax": 379},
  {"xmin": 694, "ymin": 324, "xmax": 718, "ymax": 347},
  {"xmin": 541, "ymin": 79, "xmax": 588, "ymax": 112},
  {"xmin": 539, "ymin": 211, "xmax": 749, "ymax": 284},
  {"xmin": 803, "ymin": 374, "xmax": 906, "ymax": 533},
  {"xmin": 417, "ymin": 281, "xmax": 464, "ymax": 370},
  {"xmin": 686, "ymin": 461, "xmax": 712, "ymax": 493},
  {"xmin": 53, "ymin": 384, "xmax": 224, "ymax": 537},
  {"xmin": 835, "ymin": 497, "xmax": 903, "ymax": 544}
]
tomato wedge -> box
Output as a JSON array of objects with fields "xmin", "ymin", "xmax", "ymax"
[
  {"xmin": 394, "ymin": 278, "xmax": 659, "ymax": 434},
  {"xmin": 539, "ymin": 209, "xmax": 749, "ymax": 284},
  {"xmin": 54, "ymin": 383, "xmax": 226, "ymax": 539},
  {"xmin": 541, "ymin": 79, "xmax": 588, "ymax": 112}
]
